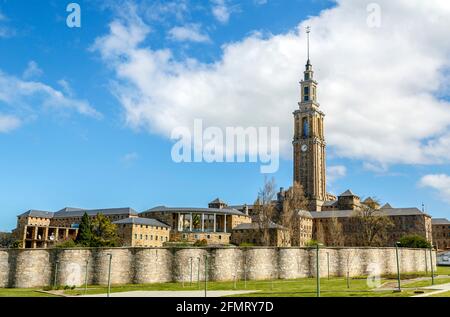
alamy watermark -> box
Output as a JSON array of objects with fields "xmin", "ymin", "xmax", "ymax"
[
  {"xmin": 171, "ymin": 119, "xmax": 280, "ymax": 174},
  {"xmin": 66, "ymin": 3, "xmax": 81, "ymax": 28}
]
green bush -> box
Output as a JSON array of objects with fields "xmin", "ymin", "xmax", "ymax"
[
  {"xmin": 398, "ymin": 235, "xmax": 431, "ymax": 248},
  {"xmin": 54, "ymin": 239, "xmax": 77, "ymax": 249},
  {"xmin": 239, "ymin": 242, "xmax": 255, "ymax": 247},
  {"xmin": 305, "ymin": 239, "xmax": 321, "ymax": 247},
  {"xmin": 193, "ymin": 239, "xmax": 208, "ymax": 247}
]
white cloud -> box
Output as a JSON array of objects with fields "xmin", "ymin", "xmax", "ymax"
[
  {"xmin": 0, "ymin": 10, "xmax": 14, "ymax": 38},
  {"xmin": 211, "ymin": 0, "xmax": 231, "ymax": 23},
  {"xmin": 327, "ymin": 165, "xmax": 347, "ymax": 183},
  {"xmin": 92, "ymin": 0, "xmax": 450, "ymax": 167},
  {"xmin": 22, "ymin": 61, "xmax": 44, "ymax": 79},
  {"xmin": 168, "ymin": 24, "xmax": 211, "ymax": 43},
  {"xmin": 254, "ymin": 0, "xmax": 268, "ymax": 5},
  {"xmin": 0, "ymin": 70, "xmax": 101, "ymax": 127},
  {"xmin": 419, "ymin": 174, "xmax": 450, "ymax": 204},
  {"xmin": 121, "ymin": 152, "xmax": 139, "ymax": 167},
  {"xmin": 0, "ymin": 114, "xmax": 21, "ymax": 133}
]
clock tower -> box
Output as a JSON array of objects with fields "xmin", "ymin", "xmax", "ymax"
[{"xmin": 293, "ymin": 27, "xmax": 326, "ymax": 211}]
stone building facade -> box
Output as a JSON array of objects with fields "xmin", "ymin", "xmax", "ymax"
[
  {"xmin": 139, "ymin": 199, "xmax": 252, "ymax": 245},
  {"xmin": 231, "ymin": 222, "xmax": 291, "ymax": 247},
  {"xmin": 432, "ymin": 218, "xmax": 450, "ymax": 250},
  {"xmin": 113, "ymin": 218, "xmax": 171, "ymax": 247}
]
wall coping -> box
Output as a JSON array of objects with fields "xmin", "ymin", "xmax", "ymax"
[{"xmin": 0, "ymin": 246, "xmax": 437, "ymax": 252}]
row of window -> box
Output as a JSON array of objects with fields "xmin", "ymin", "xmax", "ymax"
[{"xmin": 134, "ymin": 234, "xmax": 168, "ymax": 242}]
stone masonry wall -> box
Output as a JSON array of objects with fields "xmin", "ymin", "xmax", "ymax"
[{"xmin": 0, "ymin": 247, "xmax": 437, "ymax": 288}]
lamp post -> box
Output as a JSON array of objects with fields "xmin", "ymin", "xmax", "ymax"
[
  {"xmin": 204, "ymin": 254, "xmax": 208, "ymax": 298},
  {"xmin": 53, "ymin": 260, "xmax": 60, "ymax": 289},
  {"xmin": 197, "ymin": 257, "xmax": 201, "ymax": 289},
  {"xmin": 430, "ymin": 245, "xmax": 435, "ymax": 286},
  {"xmin": 395, "ymin": 242, "xmax": 401, "ymax": 292},
  {"xmin": 316, "ymin": 243, "xmax": 323, "ymax": 297},
  {"xmin": 190, "ymin": 257, "xmax": 193, "ymax": 286},
  {"xmin": 84, "ymin": 259, "xmax": 89, "ymax": 295},
  {"xmin": 327, "ymin": 252, "xmax": 330, "ymax": 280},
  {"xmin": 107, "ymin": 253, "xmax": 112, "ymax": 298}
]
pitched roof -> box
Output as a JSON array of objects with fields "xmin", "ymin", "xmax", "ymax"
[
  {"xmin": 310, "ymin": 207, "xmax": 430, "ymax": 219},
  {"xmin": 431, "ymin": 218, "xmax": 450, "ymax": 225},
  {"xmin": 363, "ymin": 197, "xmax": 375, "ymax": 203},
  {"xmin": 18, "ymin": 210, "xmax": 54, "ymax": 218},
  {"xmin": 381, "ymin": 203, "xmax": 393, "ymax": 209},
  {"xmin": 297, "ymin": 210, "xmax": 313, "ymax": 218},
  {"xmin": 141, "ymin": 206, "xmax": 247, "ymax": 216},
  {"xmin": 113, "ymin": 217, "xmax": 170, "ymax": 228},
  {"xmin": 322, "ymin": 200, "xmax": 338, "ymax": 207},
  {"xmin": 53, "ymin": 207, "xmax": 138, "ymax": 218},
  {"xmin": 209, "ymin": 198, "xmax": 226, "ymax": 205},
  {"xmin": 339, "ymin": 189, "xmax": 357, "ymax": 197},
  {"xmin": 233, "ymin": 221, "xmax": 287, "ymax": 230}
]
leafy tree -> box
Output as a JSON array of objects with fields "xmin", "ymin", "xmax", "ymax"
[
  {"xmin": 90, "ymin": 213, "xmax": 119, "ymax": 247},
  {"xmin": 398, "ymin": 235, "xmax": 431, "ymax": 248},
  {"xmin": 75, "ymin": 213, "xmax": 93, "ymax": 246},
  {"xmin": 0, "ymin": 232, "xmax": 14, "ymax": 248}
]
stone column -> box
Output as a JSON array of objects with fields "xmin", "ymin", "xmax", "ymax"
[
  {"xmin": 224, "ymin": 215, "xmax": 227, "ymax": 233},
  {"xmin": 65, "ymin": 228, "xmax": 69, "ymax": 239},
  {"xmin": 201, "ymin": 213, "xmax": 205, "ymax": 232},
  {"xmin": 55, "ymin": 228, "xmax": 59, "ymax": 241},
  {"xmin": 190, "ymin": 213, "xmax": 193, "ymax": 232},
  {"xmin": 214, "ymin": 214, "xmax": 216, "ymax": 233}
]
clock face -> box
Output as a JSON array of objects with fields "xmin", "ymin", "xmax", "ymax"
[{"xmin": 301, "ymin": 144, "xmax": 308, "ymax": 152}]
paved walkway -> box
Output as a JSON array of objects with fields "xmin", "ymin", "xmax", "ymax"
[
  {"xmin": 412, "ymin": 283, "xmax": 450, "ymax": 297},
  {"xmin": 78, "ymin": 290, "xmax": 259, "ymax": 297}
]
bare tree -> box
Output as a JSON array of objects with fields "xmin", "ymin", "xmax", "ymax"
[
  {"xmin": 352, "ymin": 200, "xmax": 394, "ymax": 246},
  {"xmin": 251, "ymin": 177, "xmax": 277, "ymax": 246},
  {"xmin": 327, "ymin": 217, "xmax": 344, "ymax": 246},
  {"xmin": 278, "ymin": 182, "xmax": 308, "ymax": 246}
]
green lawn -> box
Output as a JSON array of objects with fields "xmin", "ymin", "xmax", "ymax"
[
  {"xmin": 61, "ymin": 277, "xmax": 429, "ymax": 297},
  {"xmin": 0, "ymin": 288, "xmax": 57, "ymax": 297},
  {"xmin": 430, "ymin": 290, "xmax": 450, "ymax": 297},
  {"xmin": 2, "ymin": 266, "xmax": 449, "ymax": 298}
]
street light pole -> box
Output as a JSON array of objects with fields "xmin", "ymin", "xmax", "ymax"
[
  {"xmin": 190, "ymin": 257, "xmax": 193, "ymax": 286},
  {"xmin": 204, "ymin": 254, "xmax": 208, "ymax": 298},
  {"xmin": 84, "ymin": 259, "xmax": 89, "ymax": 295},
  {"xmin": 53, "ymin": 260, "xmax": 59, "ymax": 289},
  {"xmin": 316, "ymin": 244, "xmax": 321, "ymax": 297},
  {"xmin": 395, "ymin": 242, "xmax": 401, "ymax": 292},
  {"xmin": 430, "ymin": 245, "xmax": 435, "ymax": 286},
  {"xmin": 107, "ymin": 253, "xmax": 112, "ymax": 298},
  {"xmin": 327, "ymin": 252, "xmax": 330, "ymax": 280}
]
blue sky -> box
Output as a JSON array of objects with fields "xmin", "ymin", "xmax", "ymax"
[{"xmin": 1, "ymin": 0, "xmax": 450, "ymax": 231}]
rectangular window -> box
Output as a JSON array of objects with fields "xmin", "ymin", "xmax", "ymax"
[{"xmin": 134, "ymin": 234, "xmax": 137, "ymax": 239}]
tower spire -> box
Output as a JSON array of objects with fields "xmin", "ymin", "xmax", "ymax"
[{"xmin": 306, "ymin": 26, "xmax": 311, "ymax": 64}]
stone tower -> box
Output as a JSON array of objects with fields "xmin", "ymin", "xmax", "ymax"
[{"xmin": 293, "ymin": 28, "xmax": 326, "ymax": 211}]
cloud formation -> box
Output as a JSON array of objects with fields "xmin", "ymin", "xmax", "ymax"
[
  {"xmin": 211, "ymin": 0, "xmax": 232, "ymax": 23},
  {"xmin": 419, "ymin": 174, "xmax": 450, "ymax": 204},
  {"xmin": 92, "ymin": 0, "xmax": 450, "ymax": 167},
  {"xmin": 327, "ymin": 165, "xmax": 347, "ymax": 183},
  {"xmin": 22, "ymin": 61, "xmax": 44, "ymax": 79},
  {"xmin": 0, "ymin": 70, "xmax": 101, "ymax": 132},
  {"xmin": 168, "ymin": 24, "xmax": 211, "ymax": 43},
  {"xmin": 0, "ymin": 114, "xmax": 20, "ymax": 133}
]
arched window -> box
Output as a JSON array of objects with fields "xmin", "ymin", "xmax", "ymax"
[{"xmin": 302, "ymin": 118, "xmax": 309, "ymax": 138}]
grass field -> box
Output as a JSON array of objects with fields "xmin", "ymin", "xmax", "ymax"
[
  {"xmin": 1, "ymin": 266, "xmax": 449, "ymax": 298},
  {"xmin": 61, "ymin": 277, "xmax": 428, "ymax": 297}
]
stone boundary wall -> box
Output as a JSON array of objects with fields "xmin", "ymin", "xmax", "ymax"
[{"xmin": 0, "ymin": 247, "xmax": 436, "ymax": 288}]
